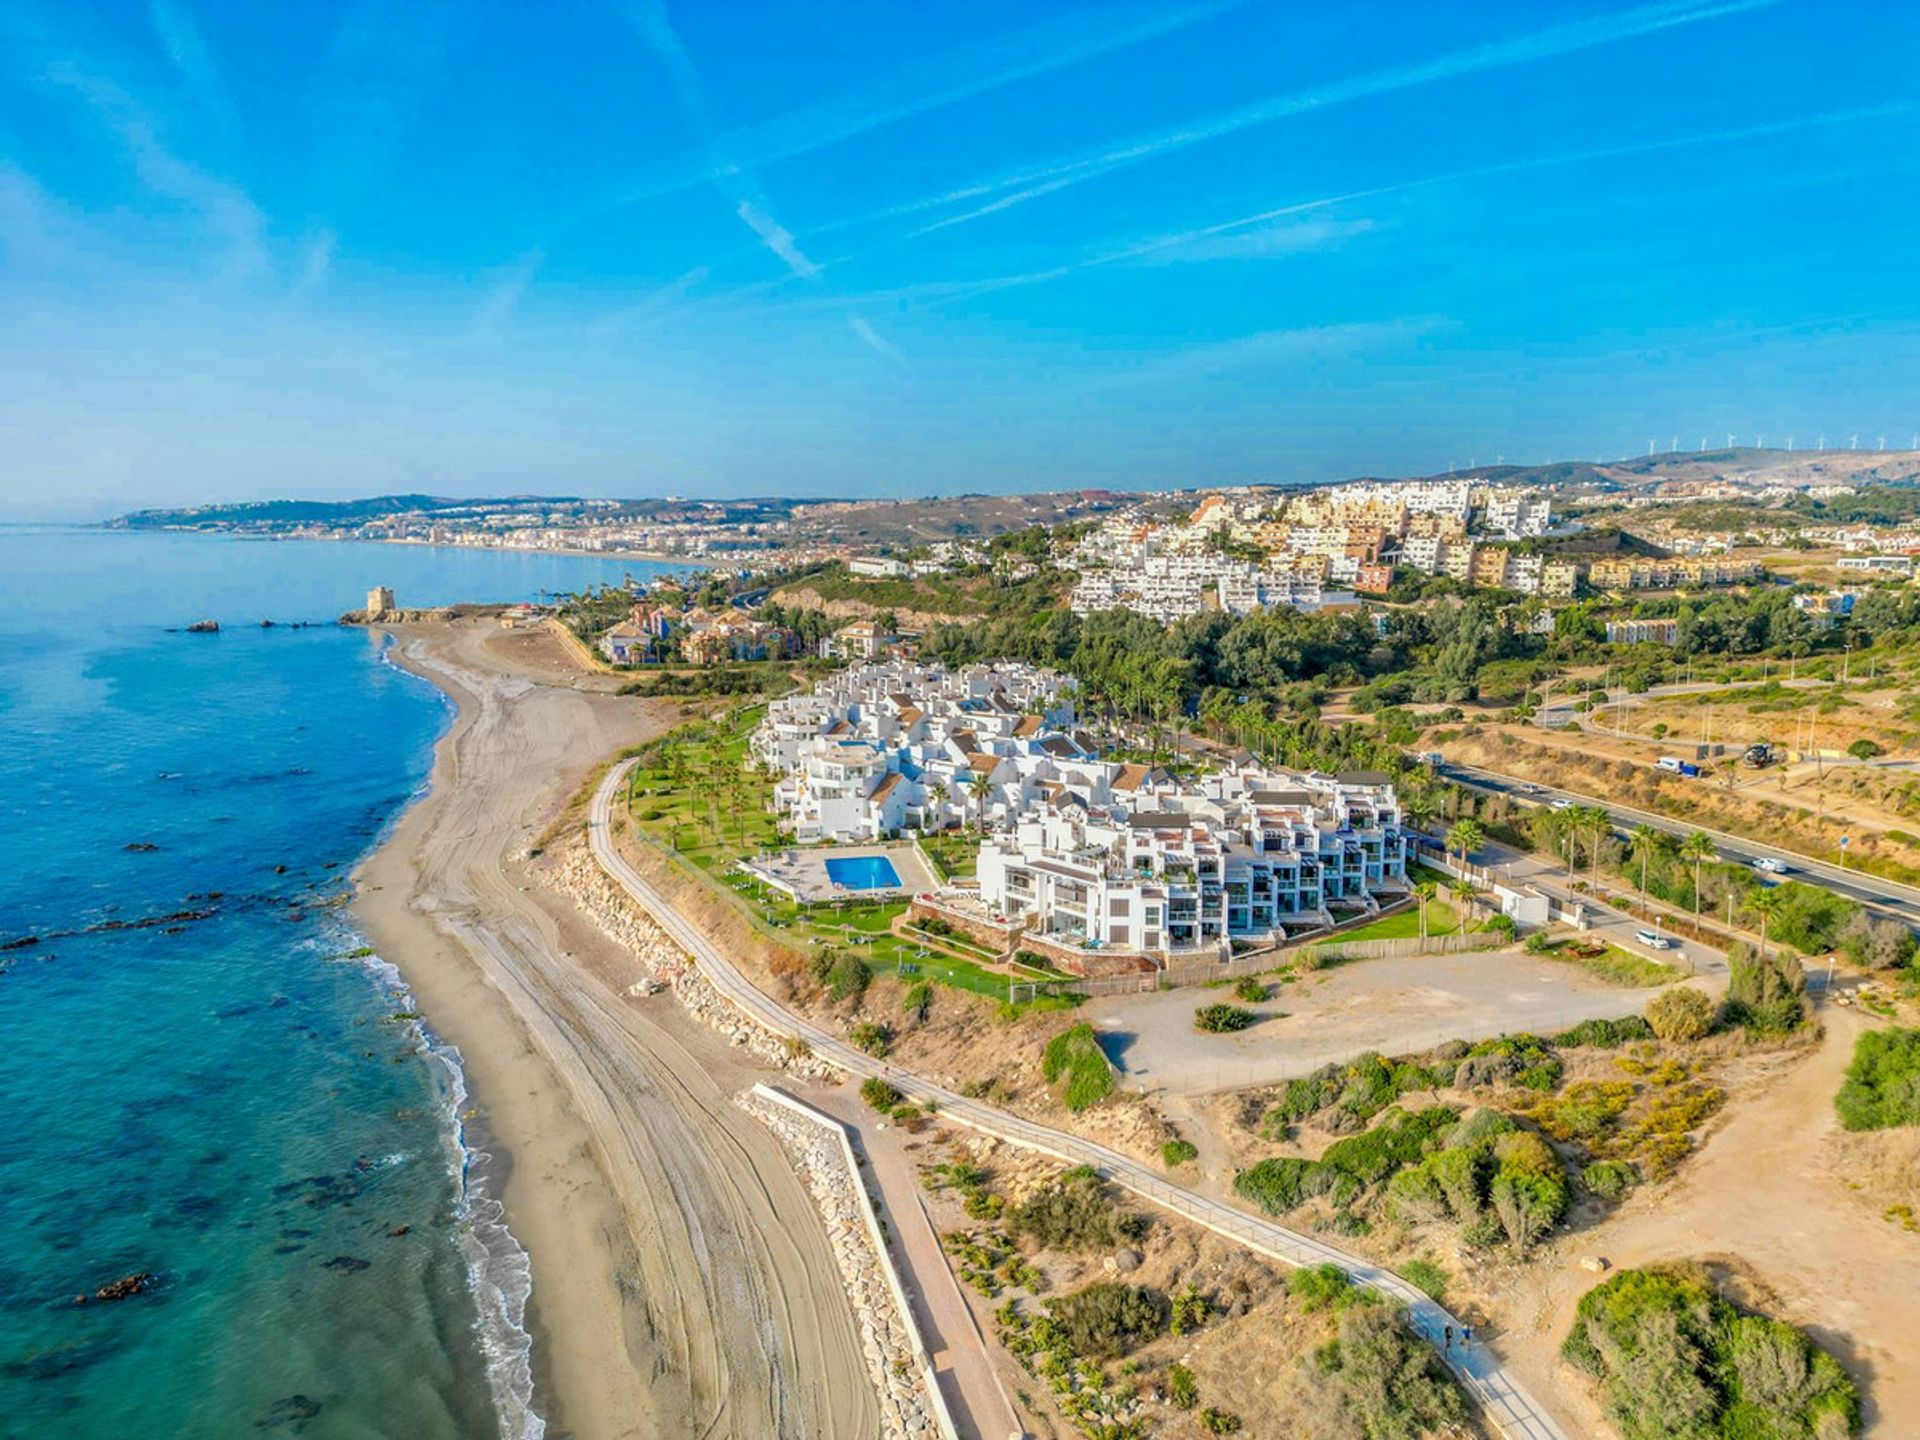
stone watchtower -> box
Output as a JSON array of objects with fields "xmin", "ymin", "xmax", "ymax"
[{"xmin": 367, "ymin": 585, "xmax": 395, "ymax": 619}]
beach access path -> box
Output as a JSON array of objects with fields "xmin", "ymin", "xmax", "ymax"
[
  {"xmin": 355, "ymin": 619, "xmax": 880, "ymax": 1440},
  {"xmin": 590, "ymin": 760, "xmax": 1573, "ymax": 1440}
]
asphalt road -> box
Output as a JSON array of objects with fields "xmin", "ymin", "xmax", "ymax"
[
  {"xmin": 1440, "ymin": 760, "xmax": 1920, "ymax": 928},
  {"xmin": 590, "ymin": 760, "xmax": 1571, "ymax": 1440}
]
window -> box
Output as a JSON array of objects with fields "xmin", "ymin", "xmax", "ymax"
[
  {"xmin": 1109, "ymin": 925, "xmax": 1129, "ymax": 946},
  {"xmin": 1110, "ymin": 898, "xmax": 1130, "ymax": 917}
]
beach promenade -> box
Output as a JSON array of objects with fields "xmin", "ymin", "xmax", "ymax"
[{"xmin": 590, "ymin": 759, "xmax": 1573, "ymax": 1440}]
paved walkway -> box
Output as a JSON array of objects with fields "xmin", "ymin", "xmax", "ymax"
[
  {"xmin": 804, "ymin": 1083, "xmax": 1025, "ymax": 1440},
  {"xmin": 590, "ymin": 762, "xmax": 1571, "ymax": 1440}
]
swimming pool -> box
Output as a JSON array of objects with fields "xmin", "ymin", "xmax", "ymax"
[{"xmin": 825, "ymin": 855, "xmax": 903, "ymax": 891}]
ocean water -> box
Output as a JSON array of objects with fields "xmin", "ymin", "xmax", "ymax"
[{"xmin": 0, "ymin": 528, "xmax": 685, "ymax": 1439}]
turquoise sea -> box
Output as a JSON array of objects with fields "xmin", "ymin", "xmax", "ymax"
[{"xmin": 0, "ymin": 529, "xmax": 685, "ymax": 1439}]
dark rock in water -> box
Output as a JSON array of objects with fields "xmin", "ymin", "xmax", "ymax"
[
  {"xmin": 185, "ymin": 619, "xmax": 219, "ymax": 634},
  {"xmin": 259, "ymin": 619, "xmax": 276, "ymax": 629},
  {"xmin": 123, "ymin": 842, "xmax": 160, "ymax": 853},
  {"xmin": 271, "ymin": 1243, "xmax": 305, "ymax": 1256},
  {"xmin": 255, "ymin": 1394, "xmax": 323, "ymax": 1430},
  {"xmin": 163, "ymin": 926, "xmax": 188, "ymax": 935},
  {"xmin": 387, "ymin": 1225, "xmax": 410, "ymax": 1238},
  {"xmin": 321, "ymin": 1256, "xmax": 370, "ymax": 1274},
  {"xmin": 80, "ymin": 1272, "xmax": 154, "ymax": 1304},
  {"xmin": 1, "ymin": 936, "xmax": 39, "ymax": 952},
  {"xmin": 268, "ymin": 995, "xmax": 290, "ymax": 1009},
  {"xmin": 273, "ymin": 864, "xmax": 289, "ymax": 875}
]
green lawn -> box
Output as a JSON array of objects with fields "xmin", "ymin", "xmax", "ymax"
[
  {"xmin": 1543, "ymin": 942, "xmax": 1680, "ymax": 988},
  {"xmin": 917, "ymin": 830, "xmax": 979, "ymax": 881},
  {"xmin": 1333, "ymin": 898, "xmax": 1470, "ymax": 944}
]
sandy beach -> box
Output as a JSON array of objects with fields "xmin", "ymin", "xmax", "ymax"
[{"xmin": 352, "ymin": 617, "xmax": 878, "ymax": 1439}]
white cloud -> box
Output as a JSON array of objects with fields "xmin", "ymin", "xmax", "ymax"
[
  {"xmin": 848, "ymin": 315, "xmax": 905, "ymax": 365},
  {"xmin": 737, "ymin": 200, "xmax": 820, "ymax": 279}
]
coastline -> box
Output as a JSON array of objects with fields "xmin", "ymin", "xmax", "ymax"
[{"xmin": 350, "ymin": 616, "xmax": 879, "ymax": 1439}]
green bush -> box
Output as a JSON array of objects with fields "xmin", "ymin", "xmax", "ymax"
[
  {"xmin": 1303, "ymin": 1304, "xmax": 1468, "ymax": 1438},
  {"xmin": 1400, "ymin": 1258, "xmax": 1447, "ymax": 1300},
  {"xmin": 1197, "ymin": 1407, "xmax": 1243, "ymax": 1435},
  {"xmin": 1584, "ymin": 1159, "xmax": 1639, "ymax": 1201},
  {"xmin": 1563, "ymin": 1267, "xmax": 1858, "ymax": 1440},
  {"xmin": 1167, "ymin": 1362, "xmax": 1199, "ymax": 1409},
  {"xmin": 1240, "ymin": 1107, "xmax": 1455, "ymax": 1216},
  {"xmin": 1289, "ymin": 1263, "xmax": 1369, "ymax": 1313},
  {"xmin": 1646, "ymin": 986, "xmax": 1718, "ymax": 1042},
  {"xmin": 849, "ymin": 1020, "xmax": 892, "ymax": 1057},
  {"xmin": 1835, "ymin": 1027, "xmax": 1920, "ymax": 1131},
  {"xmin": 901, "ymin": 980, "xmax": 933, "ymax": 1022},
  {"xmin": 1047, "ymin": 1281, "xmax": 1169, "ymax": 1358},
  {"xmin": 1557, "ymin": 1015, "xmax": 1657, "ymax": 1049},
  {"xmin": 1160, "ymin": 1138, "xmax": 1199, "ymax": 1169},
  {"xmin": 860, "ymin": 1077, "xmax": 901, "ymax": 1110},
  {"xmin": 1725, "ymin": 945, "xmax": 1808, "ymax": 1034},
  {"xmin": 824, "ymin": 949, "xmax": 870, "ymax": 1004},
  {"xmin": 1194, "ymin": 1003, "xmax": 1256, "ymax": 1033},
  {"xmin": 1458, "ymin": 1033, "xmax": 1562, "ymax": 1091},
  {"xmin": 1235, "ymin": 1156, "xmax": 1319, "ymax": 1215},
  {"xmin": 1007, "ymin": 1167, "xmax": 1144, "ymax": 1251},
  {"xmin": 1041, "ymin": 1022, "xmax": 1115, "ymax": 1111}
]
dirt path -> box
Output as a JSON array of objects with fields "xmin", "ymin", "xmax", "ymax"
[
  {"xmin": 1498, "ymin": 1007, "xmax": 1920, "ymax": 1436},
  {"xmin": 355, "ymin": 619, "xmax": 879, "ymax": 1439}
]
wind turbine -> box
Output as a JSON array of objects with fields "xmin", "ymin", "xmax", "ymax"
[
  {"xmin": 1850, "ymin": 434, "xmax": 1860, "ymax": 450},
  {"xmin": 1756, "ymin": 435, "xmax": 1765, "ymax": 449},
  {"xmin": 1670, "ymin": 436, "xmax": 1679, "ymax": 452},
  {"xmin": 1786, "ymin": 436, "xmax": 1794, "ymax": 452},
  {"xmin": 1725, "ymin": 433, "xmax": 1735, "ymax": 448},
  {"xmin": 1878, "ymin": 436, "xmax": 1887, "ymax": 451},
  {"xmin": 1817, "ymin": 435, "xmax": 1827, "ymax": 450},
  {"xmin": 1699, "ymin": 437, "xmax": 1708, "ymax": 452},
  {"xmin": 1647, "ymin": 439, "xmax": 1657, "ymax": 457}
]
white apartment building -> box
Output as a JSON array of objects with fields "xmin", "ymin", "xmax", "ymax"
[
  {"xmin": 977, "ymin": 767, "xmax": 1408, "ymax": 955},
  {"xmin": 1483, "ymin": 491, "xmax": 1554, "ymax": 539}
]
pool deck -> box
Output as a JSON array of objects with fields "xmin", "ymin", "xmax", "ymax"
[{"xmin": 741, "ymin": 841, "xmax": 939, "ymax": 904}]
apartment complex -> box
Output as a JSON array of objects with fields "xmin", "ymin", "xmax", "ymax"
[
  {"xmin": 977, "ymin": 767, "xmax": 1408, "ymax": 954},
  {"xmin": 1588, "ymin": 557, "xmax": 1765, "ymax": 590}
]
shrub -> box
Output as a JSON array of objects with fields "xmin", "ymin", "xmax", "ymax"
[
  {"xmin": 849, "ymin": 1020, "xmax": 891, "ymax": 1057},
  {"xmin": 1458, "ymin": 1034, "xmax": 1562, "ymax": 1091},
  {"xmin": 1557, "ymin": 1015, "xmax": 1656, "ymax": 1049},
  {"xmin": 1170, "ymin": 1284, "xmax": 1211, "ymax": 1335},
  {"xmin": 1848, "ymin": 738, "xmax": 1884, "ymax": 760},
  {"xmin": 1646, "ymin": 986, "xmax": 1717, "ymax": 1042},
  {"xmin": 1837, "ymin": 911, "xmax": 1917, "ymax": 970},
  {"xmin": 1007, "ymin": 1167, "xmax": 1144, "ymax": 1251},
  {"xmin": 1233, "ymin": 975, "xmax": 1269, "ymax": 1002},
  {"xmin": 901, "ymin": 980, "xmax": 933, "ymax": 1022},
  {"xmin": 1041, "ymin": 1023, "xmax": 1115, "ymax": 1111},
  {"xmin": 1047, "ymin": 1282, "xmax": 1169, "ymax": 1358},
  {"xmin": 1236, "ymin": 1157, "xmax": 1319, "ymax": 1215},
  {"xmin": 1197, "ymin": 1407, "xmax": 1242, "ymax": 1435},
  {"xmin": 1584, "ymin": 1159, "xmax": 1639, "ymax": 1201},
  {"xmin": 1167, "ymin": 1361, "xmax": 1199, "ymax": 1409},
  {"xmin": 1563, "ymin": 1267, "xmax": 1858, "ymax": 1440},
  {"xmin": 1289, "ymin": 1263, "xmax": 1368, "ymax": 1313},
  {"xmin": 860, "ymin": 1077, "xmax": 901, "ymax": 1110},
  {"xmin": 1161, "ymin": 1138, "xmax": 1199, "ymax": 1169},
  {"xmin": 1725, "ymin": 945, "xmax": 1808, "ymax": 1034},
  {"xmin": 1195, "ymin": 1003, "xmax": 1256, "ymax": 1033},
  {"xmin": 1835, "ymin": 1027, "xmax": 1920, "ymax": 1131},
  {"xmin": 1401, "ymin": 1257, "xmax": 1447, "ymax": 1300},
  {"xmin": 1303, "ymin": 1304, "xmax": 1468, "ymax": 1439},
  {"xmin": 824, "ymin": 949, "xmax": 870, "ymax": 1004}
]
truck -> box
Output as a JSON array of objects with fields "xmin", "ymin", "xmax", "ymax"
[
  {"xmin": 1656, "ymin": 756, "xmax": 1702, "ymax": 778},
  {"xmin": 1742, "ymin": 741, "xmax": 1777, "ymax": 769}
]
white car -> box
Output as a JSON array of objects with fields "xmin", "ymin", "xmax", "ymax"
[
  {"xmin": 1549, "ymin": 797, "xmax": 1573, "ymax": 811},
  {"xmin": 1634, "ymin": 929, "xmax": 1675, "ymax": 950},
  {"xmin": 1750, "ymin": 857, "xmax": 1789, "ymax": 875}
]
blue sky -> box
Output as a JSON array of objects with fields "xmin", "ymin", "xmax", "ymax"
[{"xmin": 1, "ymin": 0, "xmax": 1916, "ymax": 516}]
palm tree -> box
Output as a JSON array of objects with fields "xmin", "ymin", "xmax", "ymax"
[
  {"xmin": 1448, "ymin": 878, "xmax": 1479, "ymax": 931},
  {"xmin": 1401, "ymin": 792, "xmax": 1436, "ymax": 843},
  {"xmin": 1628, "ymin": 824, "xmax": 1661, "ymax": 906},
  {"xmin": 1747, "ymin": 885, "xmax": 1782, "ymax": 960},
  {"xmin": 1411, "ymin": 880, "xmax": 1437, "ymax": 942},
  {"xmin": 927, "ymin": 779, "xmax": 949, "ymax": 829},
  {"xmin": 968, "ymin": 769, "xmax": 995, "ymax": 831},
  {"xmin": 1574, "ymin": 806, "xmax": 1612, "ymax": 881},
  {"xmin": 1680, "ymin": 830, "xmax": 1716, "ymax": 922},
  {"xmin": 1445, "ymin": 818, "xmax": 1484, "ymax": 869}
]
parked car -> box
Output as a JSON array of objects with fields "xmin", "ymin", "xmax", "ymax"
[
  {"xmin": 1634, "ymin": 929, "xmax": 1675, "ymax": 949},
  {"xmin": 1751, "ymin": 856, "xmax": 1789, "ymax": 875}
]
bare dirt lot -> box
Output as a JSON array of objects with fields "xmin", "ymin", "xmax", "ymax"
[{"xmin": 1086, "ymin": 950, "xmax": 1668, "ymax": 1097}]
